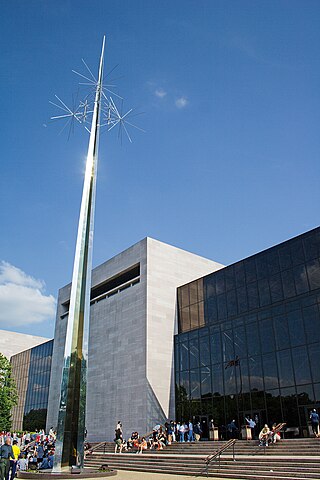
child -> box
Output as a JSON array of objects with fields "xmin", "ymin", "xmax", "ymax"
[{"xmin": 17, "ymin": 454, "xmax": 28, "ymax": 471}]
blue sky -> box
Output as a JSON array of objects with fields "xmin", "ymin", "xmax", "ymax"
[{"xmin": 1, "ymin": 0, "xmax": 319, "ymax": 338}]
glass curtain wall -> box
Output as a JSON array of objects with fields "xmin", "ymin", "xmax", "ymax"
[{"xmin": 175, "ymin": 227, "xmax": 320, "ymax": 437}]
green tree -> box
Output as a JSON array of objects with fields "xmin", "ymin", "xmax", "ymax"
[{"xmin": 0, "ymin": 352, "xmax": 18, "ymax": 431}]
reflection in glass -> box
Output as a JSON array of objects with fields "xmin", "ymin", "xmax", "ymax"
[
  {"xmin": 199, "ymin": 335, "xmax": 210, "ymax": 366},
  {"xmin": 277, "ymin": 350, "xmax": 294, "ymax": 387},
  {"xmin": 200, "ymin": 367, "xmax": 212, "ymax": 398},
  {"xmin": 189, "ymin": 338, "xmax": 199, "ymax": 369},
  {"xmin": 263, "ymin": 353, "xmax": 279, "ymax": 390},
  {"xmin": 190, "ymin": 369, "xmax": 200, "ymax": 399},
  {"xmin": 292, "ymin": 346, "xmax": 311, "ymax": 385}
]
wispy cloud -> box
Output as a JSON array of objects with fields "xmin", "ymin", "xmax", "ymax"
[
  {"xmin": 155, "ymin": 88, "xmax": 167, "ymax": 98},
  {"xmin": 0, "ymin": 261, "xmax": 56, "ymax": 327},
  {"xmin": 175, "ymin": 97, "xmax": 189, "ymax": 109}
]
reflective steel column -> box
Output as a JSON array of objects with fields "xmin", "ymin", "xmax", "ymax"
[{"xmin": 53, "ymin": 36, "xmax": 105, "ymax": 472}]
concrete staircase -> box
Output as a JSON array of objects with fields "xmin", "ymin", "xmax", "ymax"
[{"xmin": 85, "ymin": 439, "xmax": 320, "ymax": 479}]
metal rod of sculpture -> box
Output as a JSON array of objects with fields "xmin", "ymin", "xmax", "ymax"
[{"xmin": 53, "ymin": 36, "xmax": 105, "ymax": 472}]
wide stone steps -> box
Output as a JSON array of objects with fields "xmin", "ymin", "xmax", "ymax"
[
  {"xmin": 85, "ymin": 440, "xmax": 320, "ymax": 479},
  {"xmin": 85, "ymin": 456, "xmax": 320, "ymax": 479},
  {"xmin": 90, "ymin": 439, "xmax": 320, "ymax": 455}
]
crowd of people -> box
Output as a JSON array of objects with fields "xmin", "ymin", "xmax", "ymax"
[
  {"xmin": 0, "ymin": 429, "xmax": 56, "ymax": 480},
  {"xmin": 113, "ymin": 419, "xmax": 211, "ymax": 454}
]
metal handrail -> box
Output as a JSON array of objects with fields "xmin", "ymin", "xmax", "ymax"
[{"xmin": 202, "ymin": 439, "xmax": 237, "ymax": 477}]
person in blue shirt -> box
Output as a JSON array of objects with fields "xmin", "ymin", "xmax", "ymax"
[
  {"xmin": 310, "ymin": 409, "xmax": 319, "ymax": 437},
  {"xmin": 0, "ymin": 438, "xmax": 14, "ymax": 480},
  {"xmin": 187, "ymin": 421, "xmax": 194, "ymax": 442}
]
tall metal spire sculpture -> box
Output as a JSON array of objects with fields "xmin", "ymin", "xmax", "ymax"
[{"xmin": 50, "ymin": 36, "xmax": 143, "ymax": 472}]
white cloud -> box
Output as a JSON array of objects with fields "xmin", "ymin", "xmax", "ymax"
[
  {"xmin": 155, "ymin": 88, "xmax": 167, "ymax": 98},
  {"xmin": 0, "ymin": 261, "xmax": 56, "ymax": 327},
  {"xmin": 175, "ymin": 96, "xmax": 189, "ymax": 109}
]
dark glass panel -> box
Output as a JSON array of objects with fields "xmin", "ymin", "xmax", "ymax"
[
  {"xmin": 204, "ymin": 276, "xmax": 216, "ymax": 299},
  {"xmin": 247, "ymin": 283, "xmax": 259, "ymax": 310},
  {"xmin": 189, "ymin": 281, "xmax": 198, "ymax": 305},
  {"xmin": 180, "ymin": 285, "xmax": 190, "ymax": 309},
  {"xmin": 265, "ymin": 390, "xmax": 282, "ymax": 426},
  {"xmin": 237, "ymin": 357, "xmax": 250, "ymax": 393},
  {"xmin": 174, "ymin": 343, "xmax": 179, "ymax": 372},
  {"xmin": 287, "ymin": 310, "xmax": 306, "ymax": 347},
  {"xmin": 234, "ymin": 262, "xmax": 245, "ymax": 288},
  {"xmin": 269, "ymin": 274, "xmax": 284, "ymax": 303},
  {"xmin": 225, "ymin": 266, "xmax": 235, "ymax": 292},
  {"xmin": 244, "ymin": 257, "xmax": 257, "ymax": 284},
  {"xmin": 313, "ymin": 383, "xmax": 320, "ymax": 403},
  {"xmin": 224, "ymin": 395, "xmax": 238, "ymax": 425},
  {"xmin": 273, "ymin": 314, "xmax": 290, "ymax": 350},
  {"xmin": 303, "ymin": 305, "xmax": 320, "ymax": 344},
  {"xmin": 190, "ymin": 369, "xmax": 200, "ymax": 399},
  {"xmin": 277, "ymin": 349, "xmax": 294, "ymax": 387},
  {"xmin": 237, "ymin": 286, "xmax": 248, "ymax": 313},
  {"xmin": 233, "ymin": 325, "xmax": 246, "ymax": 358},
  {"xmin": 278, "ymin": 246, "xmax": 292, "ymax": 270},
  {"xmin": 290, "ymin": 240, "xmax": 305, "ymax": 267},
  {"xmin": 280, "ymin": 386, "xmax": 297, "ymax": 427},
  {"xmin": 199, "ymin": 326, "xmax": 209, "ymax": 337},
  {"xmin": 246, "ymin": 322, "xmax": 260, "ymax": 356},
  {"xmin": 282, "ymin": 269, "xmax": 296, "ymax": 299},
  {"xmin": 201, "ymin": 367, "xmax": 212, "ymax": 398},
  {"xmin": 217, "ymin": 294, "xmax": 227, "ymax": 320},
  {"xmin": 224, "ymin": 363, "xmax": 237, "ymax": 395},
  {"xmin": 259, "ymin": 319, "xmax": 276, "ymax": 354},
  {"xmin": 221, "ymin": 330, "xmax": 235, "ymax": 363},
  {"xmin": 180, "ymin": 342, "xmax": 189, "ymax": 371},
  {"xmin": 189, "ymin": 337, "xmax": 199, "ymax": 369},
  {"xmin": 258, "ymin": 278, "xmax": 271, "ymax": 307},
  {"xmin": 190, "ymin": 401, "xmax": 200, "ymax": 419},
  {"xmin": 227, "ymin": 290, "xmax": 238, "ymax": 317},
  {"xmin": 212, "ymin": 396, "xmax": 225, "ymax": 426},
  {"xmin": 199, "ymin": 335, "xmax": 211, "ymax": 366},
  {"xmin": 303, "ymin": 231, "xmax": 320, "ymax": 262},
  {"xmin": 296, "ymin": 384, "xmax": 315, "ymax": 405},
  {"xmin": 198, "ymin": 301, "xmax": 205, "ymax": 328},
  {"xmin": 205, "ymin": 297, "xmax": 218, "ymax": 324},
  {"xmin": 292, "ymin": 346, "xmax": 312, "ymax": 385},
  {"xmin": 267, "ymin": 250, "xmax": 280, "ymax": 275},
  {"xmin": 251, "ymin": 391, "xmax": 266, "ymax": 411},
  {"xmin": 262, "ymin": 352, "xmax": 279, "ymax": 390},
  {"xmin": 256, "ymin": 255, "xmax": 268, "ymax": 280},
  {"xmin": 190, "ymin": 303, "xmax": 199, "ymax": 330},
  {"xmin": 215, "ymin": 270, "xmax": 225, "ymax": 295},
  {"xmin": 306, "ymin": 259, "xmax": 320, "ymax": 290},
  {"xmin": 180, "ymin": 307, "xmax": 190, "ymax": 333},
  {"xmin": 180, "ymin": 371, "xmax": 190, "ymax": 399},
  {"xmin": 248, "ymin": 355, "xmax": 263, "ymax": 391},
  {"xmin": 308, "ymin": 343, "xmax": 320, "ymax": 383},
  {"xmin": 212, "ymin": 363, "xmax": 224, "ymax": 396},
  {"xmin": 210, "ymin": 331, "xmax": 222, "ymax": 365},
  {"xmin": 302, "ymin": 294, "xmax": 317, "ymax": 307}
]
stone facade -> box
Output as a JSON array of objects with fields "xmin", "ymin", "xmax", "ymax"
[{"xmin": 46, "ymin": 237, "xmax": 223, "ymax": 441}]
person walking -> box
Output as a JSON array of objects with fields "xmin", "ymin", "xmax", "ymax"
[
  {"xmin": 310, "ymin": 409, "xmax": 319, "ymax": 437},
  {"xmin": 0, "ymin": 438, "xmax": 14, "ymax": 480}
]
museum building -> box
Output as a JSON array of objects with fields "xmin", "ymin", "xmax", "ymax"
[
  {"xmin": 6, "ymin": 227, "xmax": 320, "ymax": 439},
  {"xmin": 175, "ymin": 227, "xmax": 320, "ymax": 437}
]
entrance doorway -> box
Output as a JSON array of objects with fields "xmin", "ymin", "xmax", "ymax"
[
  {"xmin": 193, "ymin": 415, "xmax": 209, "ymax": 439},
  {"xmin": 242, "ymin": 409, "xmax": 266, "ymax": 439},
  {"xmin": 299, "ymin": 404, "xmax": 320, "ymax": 437}
]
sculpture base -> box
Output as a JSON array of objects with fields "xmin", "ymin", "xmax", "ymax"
[{"xmin": 17, "ymin": 470, "xmax": 117, "ymax": 479}]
